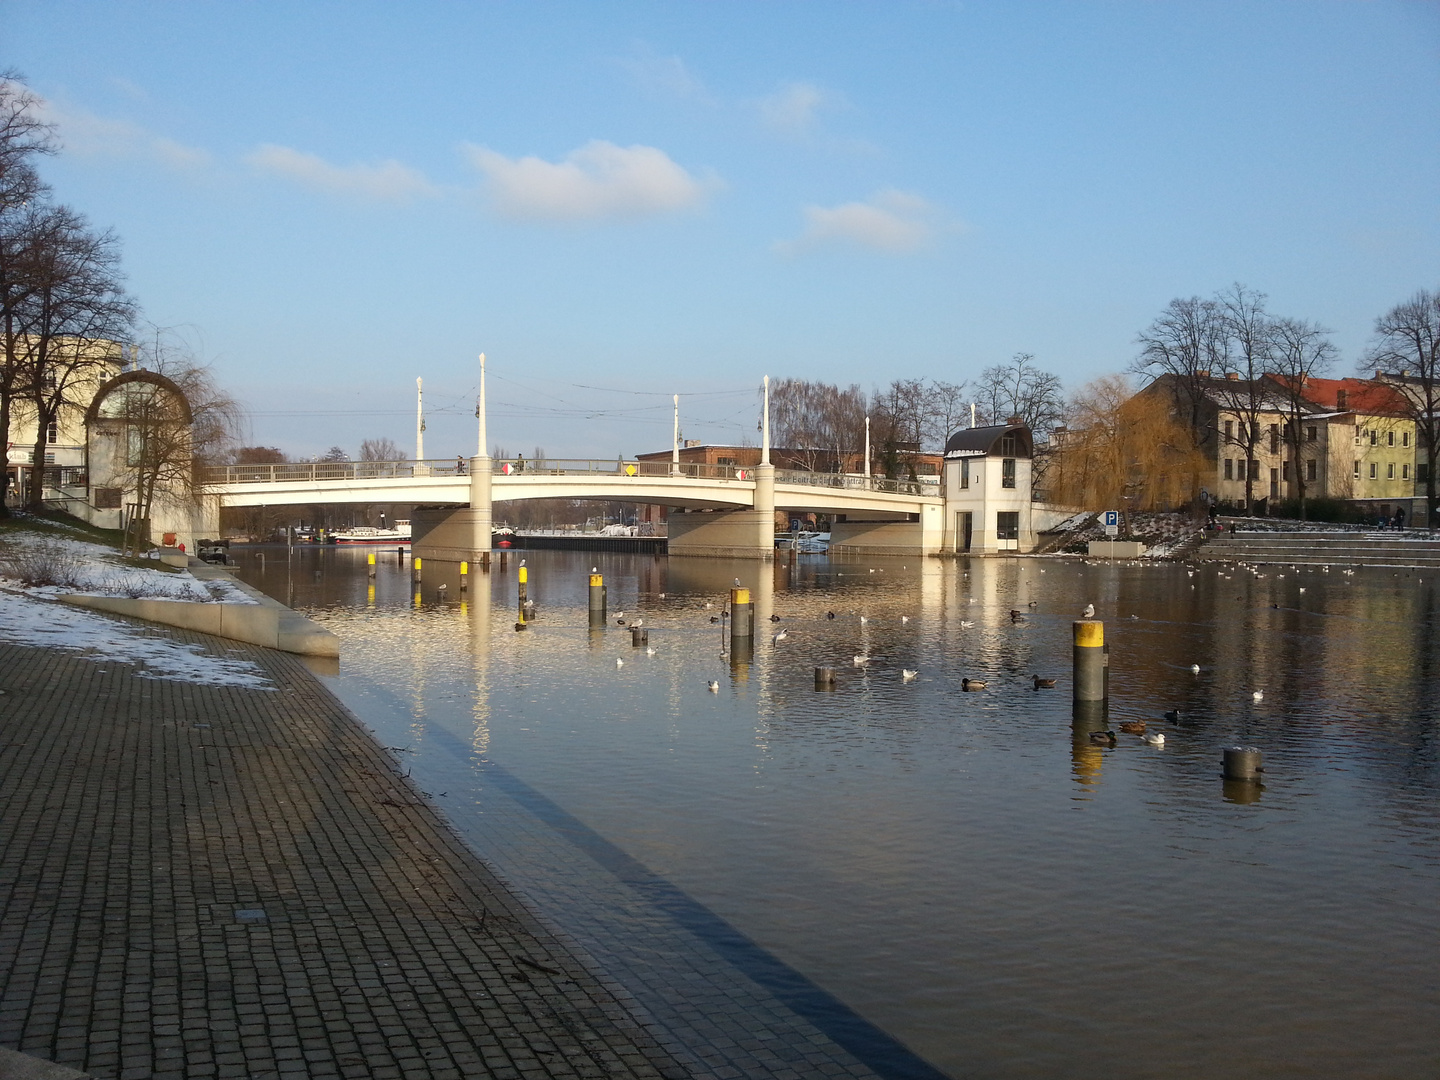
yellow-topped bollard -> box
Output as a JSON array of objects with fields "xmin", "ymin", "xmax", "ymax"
[
  {"xmin": 730, "ymin": 585, "xmax": 754, "ymax": 660},
  {"xmin": 367, "ymin": 551, "xmax": 376, "ymax": 578},
  {"xmin": 1073, "ymin": 620, "xmax": 1106, "ymax": 704},
  {"xmin": 460, "ymin": 561, "xmax": 469, "ymax": 591},
  {"xmin": 588, "ymin": 572, "xmax": 606, "ymax": 627},
  {"xmin": 412, "ymin": 556, "xmax": 422, "ymax": 583}
]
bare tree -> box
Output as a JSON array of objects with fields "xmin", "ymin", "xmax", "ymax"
[
  {"xmin": 320, "ymin": 445, "xmax": 347, "ymax": 463},
  {"xmin": 1132, "ymin": 296, "xmax": 1226, "ymax": 434},
  {"xmin": 973, "ymin": 353, "xmax": 1064, "ymax": 438},
  {"xmin": 1368, "ymin": 289, "xmax": 1439, "ymax": 528},
  {"xmin": 0, "ymin": 72, "xmax": 54, "ymax": 516},
  {"xmin": 106, "ymin": 332, "xmax": 240, "ymax": 554},
  {"xmin": 769, "ymin": 378, "xmax": 866, "ymax": 471},
  {"xmin": 18, "ymin": 206, "xmax": 135, "ymax": 509},
  {"xmin": 359, "ymin": 436, "xmax": 406, "ymax": 461},
  {"xmin": 1266, "ymin": 317, "xmax": 1336, "ymax": 520},
  {"xmin": 1207, "ymin": 284, "xmax": 1275, "ymax": 511},
  {"xmin": 923, "ymin": 378, "xmax": 969, "ymax": 451}
]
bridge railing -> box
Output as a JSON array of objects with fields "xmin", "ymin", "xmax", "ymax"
[
  {"xmin": 206, "ymin": 458, "xmax": 752, "ymax": 485},
  {"xmin": 774, "ymin": 469, "xmax": 941, "ymax": 495}
]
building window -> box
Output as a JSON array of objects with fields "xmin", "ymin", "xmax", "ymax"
[
  {"xmin": 1370, "ymin": 462, "xmax": 1378, "ymax": 480},
  {"xmin": 1306, "ymin": 459, "xmax": 1317, "ymax": 482},
  {"xmin": 998, "ymin": 432, "xmax": 1020, "ymax": 456},
  {"xmin": 1387, "ymin": 462, "xmax": 1395, "ymax": 480},
  {"xmin": 716, "ymin": 456, "xmax": 736, "ymax": 466},
  {"xmin": 46, "ymin": 421, "xmax": 58, "ymax": 444},
  {"xmin": 94, "ymin": 487, "xmax": 123, "ymax": 510},
  {"xmin": 1224, "ymin": 420, "xmax": 1234, "ymax": 441},
  {"xmin": 1224, "ymin": 459, "xmax": 1233, "ymax": 481},
  {"xmin": 959, "ymin": 458, "xmax": 970, "ymax": 489},
  {"xmin": 1355, "ymin": 428, "xmax": 1364, "ymax": 446},
  {"xmin": 1282, "ymin": 460, "xmax": 1290, "ymax": 481},
  {"xmin": 1403, "ymin": 431, "xmax": 1410, "ymax": 447},
  {"xmin": 1249, "ymin": 459, "xmax": 1260, "ymax": 480},
  {"xmin": 1353, "ymin": 460, "xmax": 1360, "ymax": 479},
  {"xmin": 996, "ymin": 511, "xmax": 1019, "ymax": 541},
  {"xmin": 1269, "ymin": 424, "xmax": 1280, "ymax": 453},
  {"xmin": 1420, "ymin": 463, "xmax": 1431, "ymax": 482},
  {"xmin": 1402, "ymin": 463, "xmax": 1411, "ymax": 480},
  {"xmin": 1307, "ymin": 426, "xmax": 1317, "ymax": 442},
  {"xmin": 1001, "ymin": 458, "xmax": 1016, "ymax": 489},
  {"xmin": 1387, "ymin": 430, "xmax": 1395, "ymax": 447},
  {"xmin": 1371, "ymin": 430, "xmax": 1379, "ymax": 446},
  {"xmin": 1269, "ymin": 468, "xmax": 1279, "ymax": 498}
]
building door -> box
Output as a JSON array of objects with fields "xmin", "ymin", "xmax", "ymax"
[{"xmin": 958, "ymin": 512, "xmax": 973, "ymax": 552}]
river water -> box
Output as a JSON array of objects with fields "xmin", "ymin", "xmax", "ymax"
[{"xmin": 232, "ymin": 545, "xmax": 1440, "ymax": 1079}]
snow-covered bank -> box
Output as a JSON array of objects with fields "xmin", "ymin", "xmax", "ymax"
[
  {"xmin": 0, "ymin": 527, "xmax": 273, "ymax": 688},
  {"xmin": 0, "ymin": 532, "xmax": 256, "ymax": 604}
]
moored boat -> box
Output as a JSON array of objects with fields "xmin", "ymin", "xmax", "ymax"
[{"xmin": 331, "ymin": 520, "xmax": 412, "ymax": 544}]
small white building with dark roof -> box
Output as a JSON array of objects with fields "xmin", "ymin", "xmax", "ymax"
[{"xmin": 943, "ymin": 423, "xmax": 1036, "ymax": 552}]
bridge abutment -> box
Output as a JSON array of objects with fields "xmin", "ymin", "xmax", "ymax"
[
  {"xmin": 410, "ymin": 456, "xmax": 492, "ymax": 564},
  {"xmin": 666, "ymin": 508, "xmax": 776, "ymax": 559}
]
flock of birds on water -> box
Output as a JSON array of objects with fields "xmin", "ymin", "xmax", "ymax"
[{"xmin": 569, "ymin": 557, "xmax": 1374, "ymax": 748}]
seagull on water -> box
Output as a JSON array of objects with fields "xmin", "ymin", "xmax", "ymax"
[
  {"xmin": 773, "ymin": 630, "xmax": 787, "ymax": 643},
  {"xmin": 902, "ymin": 669, "xmax": 918, "ymax": 681},
  {"xmin": 853, "ymin": 655, "xmax": 870, "ymax": 666},
  {"xmin": 1253, "ymin": 690, "xmax": 1264, "ymax": 701},
  {"xmin": 1144, "ymin": 732, "xmax": 1166, "ymax": 747},
  {"xmin": 707, "ymin": 680, "xmax": 719, "ymax": 693},
  {"xmin": 616, "ymin": 657, "xmax": 624, "ymax": 668},
  {"xmin": 1190, "ymin": 664, "xmax": 1201, "ymax": 674}
]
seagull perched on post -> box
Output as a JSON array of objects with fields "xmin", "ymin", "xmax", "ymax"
[{"xmin": 1082, "ymin": 603, "xmax": 1095, "ymax": 618}]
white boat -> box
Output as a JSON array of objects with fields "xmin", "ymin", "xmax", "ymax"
[
  {"xmin": 777, "ymin": 530, "xmax": 830, "ymax": 553},
  {"xmin": 332, "ymin": 520, "xmax": 412, "ymax": 544}
]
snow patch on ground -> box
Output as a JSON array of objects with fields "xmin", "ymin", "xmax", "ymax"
[
  {"xmin": 0, "ymin": 587, "xmax": 274, "ymax": 689},
  {"xmin": 0, "ymin": 532, "xmax": 256, "ymax": 603}
]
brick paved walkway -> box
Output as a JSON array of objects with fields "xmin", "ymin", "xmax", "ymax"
[{"xmin": 0, "ymin": 628, "xmax": 688, "ymax": 1080}]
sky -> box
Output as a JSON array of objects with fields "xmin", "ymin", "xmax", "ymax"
[{"xmin": 5, "ymin": 1, "xmax": 1438, "ymax": 461}]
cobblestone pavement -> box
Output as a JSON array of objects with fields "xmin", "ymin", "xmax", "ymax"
[{"xmin": 0, "ymin": 628, "xmax": 689, "ymax": 1080}]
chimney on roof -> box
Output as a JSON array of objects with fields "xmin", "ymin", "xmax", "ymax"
[
  {"xmin": 1006, "ymin": 415, "xmax": 1022, "ymax": 426},
  {"xmin": 1337, "ymin": 389, "xmax": 1348, "ymax": 410},
  {"xmin": 1226, "ymin": 372, "xmax": 1239, "ymax": 381},
  {"xmin": 1196, "ymin": 369, "xmax": 1210, "ymax": 378},
  {"xmin": 1377, "ymin": 369, "xmax": 1384, "ymax": 379}
]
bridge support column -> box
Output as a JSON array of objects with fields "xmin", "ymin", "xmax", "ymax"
[
  {"xmin": 411, "ymin": 455, "xmax": 492, "ymax": 564},
  {"xmin": 753, "ymin": 462, "xmax": 776, "ymax": 555}
]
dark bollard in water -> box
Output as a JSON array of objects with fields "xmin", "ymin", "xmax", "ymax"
[
  {"xmin": 814, "ymin": 666, "xmax": 836, "ymax": 691},
  {"xmin": 631, "ymin": 626, "xmax": 648, "ymax": 647},
  {"xmin": 1222, "ymin": 778, "xmax": 1264, "ymax": 804},
  {"xmin": 1223, "ymin": 746, "xmax": 1263, "ymax": 781},
  {"xmin": 1073, "ymin": 620, "xmax": 1106, "ymax": 703}
]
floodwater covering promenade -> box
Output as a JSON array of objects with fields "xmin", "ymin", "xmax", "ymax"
[
  {"xmin": 233, "ymin": 545, "xmax": 1440, "ymax": 1080},
  {"xmin": 0, "ymin": 629, "xmax": 686, "ymax": 1080}
]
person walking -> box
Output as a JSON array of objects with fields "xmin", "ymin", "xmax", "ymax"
[{"xmin": 455, "ymin": 456, "xmax": 466, "ymax": 475}]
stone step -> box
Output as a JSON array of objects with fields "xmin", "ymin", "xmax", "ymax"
[{"xmin": 1196, "ymin": 533, "xmax": 1440, "ymax": 567}]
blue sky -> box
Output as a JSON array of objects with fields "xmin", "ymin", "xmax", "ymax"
[{"xmin": 6, "ymin": 1, "xmax": 1438, "ymax": 460}]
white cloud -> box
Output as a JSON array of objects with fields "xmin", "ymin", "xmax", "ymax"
[
  {"xmin": 245, "ymin": 144, "xmax": 437, "ymax": 203},
  {"xmin": 22, "ymin": 88, "xmax": 211, "ymax": 169},
  {"xmin": 464, "ymin": 140, "xmax": 717, "ymax": 222},
  {"xmin": 757, "ymin": 81, "xmax": 827, "ymax": 134},
  {"xmin": 777, "ymin": 189, "xmax": 949, "ymax": 256},
  {"xmin": 617, "ymin": 47, "xmax": 709, "ymax": 101}
]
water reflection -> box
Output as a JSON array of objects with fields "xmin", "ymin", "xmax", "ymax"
[{"xmin": 230, "ymin": 545, "xmax": 1440, "ymax": 1080}]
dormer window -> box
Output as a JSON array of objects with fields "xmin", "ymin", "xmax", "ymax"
[{"xmin": 1336, "ymin": 389, "xmax": 1348, "ymax": 409}]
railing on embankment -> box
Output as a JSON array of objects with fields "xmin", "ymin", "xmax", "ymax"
[{"xmin": 1197, "ymin": 529, "xmax": 1440, "ymax": 568}]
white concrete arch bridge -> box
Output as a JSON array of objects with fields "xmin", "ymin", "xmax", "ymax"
[
  {"xmin": 203, "ymin": 358, "xmax": 963, "ymax": 562},
  {"xmin": 205, "ymin": 456, "xmax": 946, "ymax": 561}
]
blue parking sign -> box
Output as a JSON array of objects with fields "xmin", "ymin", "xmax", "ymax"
[{"xmin": 1103, "ymin": 511, "xmax": 1119, "ymax": 527}]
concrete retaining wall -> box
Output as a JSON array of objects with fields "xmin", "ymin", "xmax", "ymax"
[
  {"xmin": 667, "ymin": 509, "xmax": 774, "ymax": 559},
  {"xmin": 59, "ymin": 563, "xmax": 339, "ymax": 658}
]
